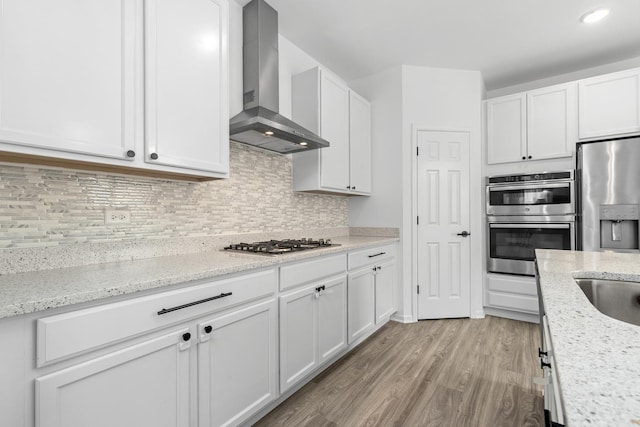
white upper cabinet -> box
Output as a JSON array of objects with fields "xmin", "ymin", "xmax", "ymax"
[
  {"xmin": 527, "ymin": 84, "xmax": 576, "ymax": 160},
  {"xmin": 319, "ymin": 71, "xmax": 350, "ymax": 191},
  {"xmin": 0, "ymin": 0, "xmax": 229, "ymax": 180},
  {"xmin": 0, "ymin": 0, "xmax": 138, "ymax": 160},
  {"xmin": 486, "ymin": 83, "xmax": 576, "ymax": 165},
  {"xmin": 348, "ymin": 91, "xmax": 372, "ymax": 194},
  {"xmin": 292, "ymin": 67, "xmax": 372, "ymax": 195},
  {"xmin": 486, "ymin": 94, "xmax": 526, "ymax": 164},
  {"xmin": 145, "ymin": 0, "xmax": 229, "ymax": 174},
  {"xmin": 578, "ymin": 68, "xmax": 640, "ymax": 140}
]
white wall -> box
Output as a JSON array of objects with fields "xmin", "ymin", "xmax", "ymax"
[
  {"xmin": 349, "ymin": 65, "xmax": 484, "ymax": 322},
  {"xmin": 486, "ymin": 56, "xmax": 640, "ymax": 99},
  {"xmin": 401, "ymin": 66, "xmax": 484, "ymax": 320}
]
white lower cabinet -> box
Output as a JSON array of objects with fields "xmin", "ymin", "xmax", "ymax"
[
  {"xmin": 347, "ymin": 268, "xmax": 375, "ymax": 344},
  {"xmin": 279, "ymin": 276, "xmax": 347, "ymax": 393},
  {"xmin": 347, "ymin": 245, "xmax": 397, "ymax": 344},
  {"xmin": 198, "ymin": 299, "xmax": 277, "ymax": 427},
  {"xmin": 374, "ymin": 259, "xmax": 396, "ymax": 324},
  {"xmin": 485, "ymin": 273, "xmax": 538, "ymax": 314},
  {"xmin": 36, "ymin": 327, "xmax": 192, "ymax": 427},
  {"xmin": 21, "ymin": 244, "xmax": 399, "ymax": 427},
  {"xmin": 34, "ymin": 269, "xmax": 278, "ymax": 427}
]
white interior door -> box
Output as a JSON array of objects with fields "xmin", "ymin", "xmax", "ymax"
[{"xmin": 417, "ymin": 130, "xmax": 471, "ymax": 319}]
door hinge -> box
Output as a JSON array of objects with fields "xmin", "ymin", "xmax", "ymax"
[
  {"xmin": 416, "ymin": 146, "xmax": 419, "ymax": 156},
  {"xmin": 417, "ymin": 285, "xmax": 420, "ymax": 294},
  {"xmin": 417, "ymin": 216, "xmax": 419, "ymax": 225}
]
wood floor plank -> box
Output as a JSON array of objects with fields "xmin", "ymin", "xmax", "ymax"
[{"xmin": 254, "ymin": 316, "xmax": 543, "ymax": 427}]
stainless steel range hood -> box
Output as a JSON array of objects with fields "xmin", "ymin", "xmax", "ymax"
[{"xmin": 229, "ymin": 0, "xmax": 329, "ymax": 154}]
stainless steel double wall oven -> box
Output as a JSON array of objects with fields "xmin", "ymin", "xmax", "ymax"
[{"xmin": 486, "ymin": 171, "xmax": 576, "ymax": 276}]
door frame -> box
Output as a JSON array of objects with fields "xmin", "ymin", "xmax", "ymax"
[{"xmin": 410, "ymin": 125, "xmax": 484, "ymax": 322}]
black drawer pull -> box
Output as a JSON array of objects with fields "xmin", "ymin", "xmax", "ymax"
[
  {"xmin": 368, "ymin": 252, "xmax": 386, "ymax": 258},
  {"xmin": 157, "ymin": 292, "xmax": 233, "ymax": 315}
]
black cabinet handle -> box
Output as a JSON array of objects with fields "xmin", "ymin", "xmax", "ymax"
[
  {"xmin": 150, "ymin": 152, "xmax": 159, "ymax": 160},
  {"xmin": 126, "ymin": 150, "xmax": 136, "ymax": 158},
  {"xmin": 522, "ymin": 156, "xmax": 526, "ymax": 160},
  {"xmin": 182, "ymin": 332, "xmax": 191, "ymax": 342},
  {"xmin": 315, "ymin": 285, "xmax": 326, "ymax": 292},
  {"xmin": 528, "ymin": 155, "xmax": 532, "ymax": 159},
  {"xmin": 457, "ymin": 231, "xmax": 470, "ymax": 237},
  {"xmin": 540, "ymin": 359, "xmax": 551, "ymax": 369},
  {"xmin": 347, "ymin": 186, "xmax": 351, "ymax": 189},
  {"xmin": 352, "ymin": 186, "xmax": 356, "ymax": 190},
  {"xmin": 204, "ymin": 325, "xmax": 213, "ymax": 334},
  {"xmin": 368, "ymin": 252, "xmax": 386, "ymax": 258},
  {"xmin": 538, "ymin": 347, "xmax": 548, "ymax": 358},
  {"xmin": 157, "ymin": 292, "xmax": 233, "ymax": 315}
]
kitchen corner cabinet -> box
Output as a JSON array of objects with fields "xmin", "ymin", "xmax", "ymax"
[
  {"xmin": 279, "ymin": 255, "xmax": 348, "ymax": 393},
  {"xmin": 291, "ymin": 67, "xmax": 372, "ymax": 195},
  {"xmin": 578, "ymin": 68, "xmax": 640, "ymax": 140},
  {"xmin": 0, "ymin": 0, "xmax": 229, "ymax": 181},
  {"xmin": 347, "ymin": 245, "xmax": 396, "ymax": 344},
  {"xmin": 486, "ymin": 83, "xmax": 576, "ymax": 164}
]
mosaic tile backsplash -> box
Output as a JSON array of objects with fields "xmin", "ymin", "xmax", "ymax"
[{"xmin": 0, "ymin": 142, "xmax": 348, "ymax": 248}]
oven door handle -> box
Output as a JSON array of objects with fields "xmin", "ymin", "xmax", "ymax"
[
  {"xmin": 488, "ymin": 183, "xmax": 571, "ymax": 192},
  {"xmin": 489, "ymin": 223, "xmax": 571, "ymax": 229}
]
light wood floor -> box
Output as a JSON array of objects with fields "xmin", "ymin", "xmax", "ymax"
[{"xmin": 255, "ymin": 316, "xmax": 543, "ymax": 427}]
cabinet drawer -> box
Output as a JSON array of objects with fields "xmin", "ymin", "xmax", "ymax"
[
  {"xmin": 37, "ymin": 269, "xmax": 276, "ymax": 366},
  {"xmin": 487, "ymin": 274, "xmax": 537, "ymax": 296},
  {"xmin": 280, "ymin": 254, "xmax": 347, "ymax": 291},
  {"xmin": 486, "ymin": 291, "xmax": 538, "ymax": 314},
  {"xmin": 348, "ymin": 244, "xmax": 395, "ymax": 271}
]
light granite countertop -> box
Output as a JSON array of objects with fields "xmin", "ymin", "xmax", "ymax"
[
  {"xmin": 0, "ymin": 235, "xmax": 398, "ymax": 320},
  {"xmin": 535, "ymin": 249, "xmax": 640, "ymax": 426}
]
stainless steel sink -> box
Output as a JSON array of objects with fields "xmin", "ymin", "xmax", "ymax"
[{"xmin": 575, "ymin": 278, "xmax": 640, "ymax": 327}]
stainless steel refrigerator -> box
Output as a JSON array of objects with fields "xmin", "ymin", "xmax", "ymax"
[{"xmin": 577, "ymin": 136, "xmax": 640, "ymax": 252}]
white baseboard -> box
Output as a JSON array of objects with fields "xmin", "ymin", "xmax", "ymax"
[
  {"xmin": 471, "ymin": 309, "xmax": 485, "ymax": 319},
  {"xmin": 391, "ymin": 313, "xmax": 415, "ymax": 323}
]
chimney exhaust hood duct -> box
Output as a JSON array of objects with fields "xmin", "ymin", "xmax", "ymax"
[{"xmin": 229, "ymin": 0, "xmax": 330, "ymax": 154}]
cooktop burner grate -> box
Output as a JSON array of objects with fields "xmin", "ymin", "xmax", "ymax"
[{"xmin": 224, "ymin": 238, "xmax": 337, "ymax": 254}]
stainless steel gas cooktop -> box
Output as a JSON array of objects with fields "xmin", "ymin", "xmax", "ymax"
[{"xmin": 223, "ymin": 238, "xmax": 338, "ymax": 255}]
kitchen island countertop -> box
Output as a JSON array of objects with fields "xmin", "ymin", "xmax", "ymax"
[
  {"xmin": 535, "ymin": 249, "xmax": 640, "ymax": 426},
  {"xmin": 0, "ymin": 235, "xmax": 398, "ymax": 320}
]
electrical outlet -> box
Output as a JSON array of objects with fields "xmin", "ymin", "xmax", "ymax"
[{"xmin": 104, "ymin": 209, "xmax": 131, "ymax": 225}]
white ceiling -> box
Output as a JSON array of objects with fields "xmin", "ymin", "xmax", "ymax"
[{"xmin": 235, "ymin": 0, "xmax": 640, "ymax": 91}]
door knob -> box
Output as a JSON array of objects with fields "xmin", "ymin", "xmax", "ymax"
[{"xmin": 457, "ymin": 231, "xmax": 470, "ymax": 237}]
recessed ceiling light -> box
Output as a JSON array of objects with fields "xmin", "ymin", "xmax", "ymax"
[
  {"xmin": 581, "ymin": 8, "xmax": 610, "ymax": 24},
  {"xmin": 299, "ymin": 141, "xmax": 308, "ymax": 146},
  {"xmin": 264, "ymin": 131, "xmax": 274, "ymax": 136}
]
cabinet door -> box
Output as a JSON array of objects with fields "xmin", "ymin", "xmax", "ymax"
[
  {"xmin": 578, "ymin": 69, "xmax": 640, "ymax": 139},
  {"xmin": 349, "ymin": 91, "xmax": 372, "ymax": 194},
  {"xmin": 0, "ymin": 0, "xmax": 137, "ymax": 160},
  {"xmin": 375, "ymin": 259, "xmax": 396, "ymax": 324},
  {"xmin": 347, "ymin": 268, "xmax": 375, "ymax": 344},
  {"xmin": 279, "ymin": 285, "xmax": 318, "ymax": 393},
  {"xmin": 198, "ymin": 299, "xmax": 277, "ymax": 427},
  {"xmin": 320, "ymin": 71, "xmax": 350, "ymax": 191},
  {"xmin": 318, "ymin": 276, "xmax": 347, "ymax": 364},
  {"xmin": 527, "ymin": 83, "xmax": 576, "ymax": 160},
  {"xmin": 486, "ymin": 94, "xmax": 527, "ymax": 164},
  {"xmin": 145, "ymin": 0, "xmax": 229, "ymax": 174},
  {"xmin": 36, "ymin": 328, "xmax": 191, "ymax": 427}
]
